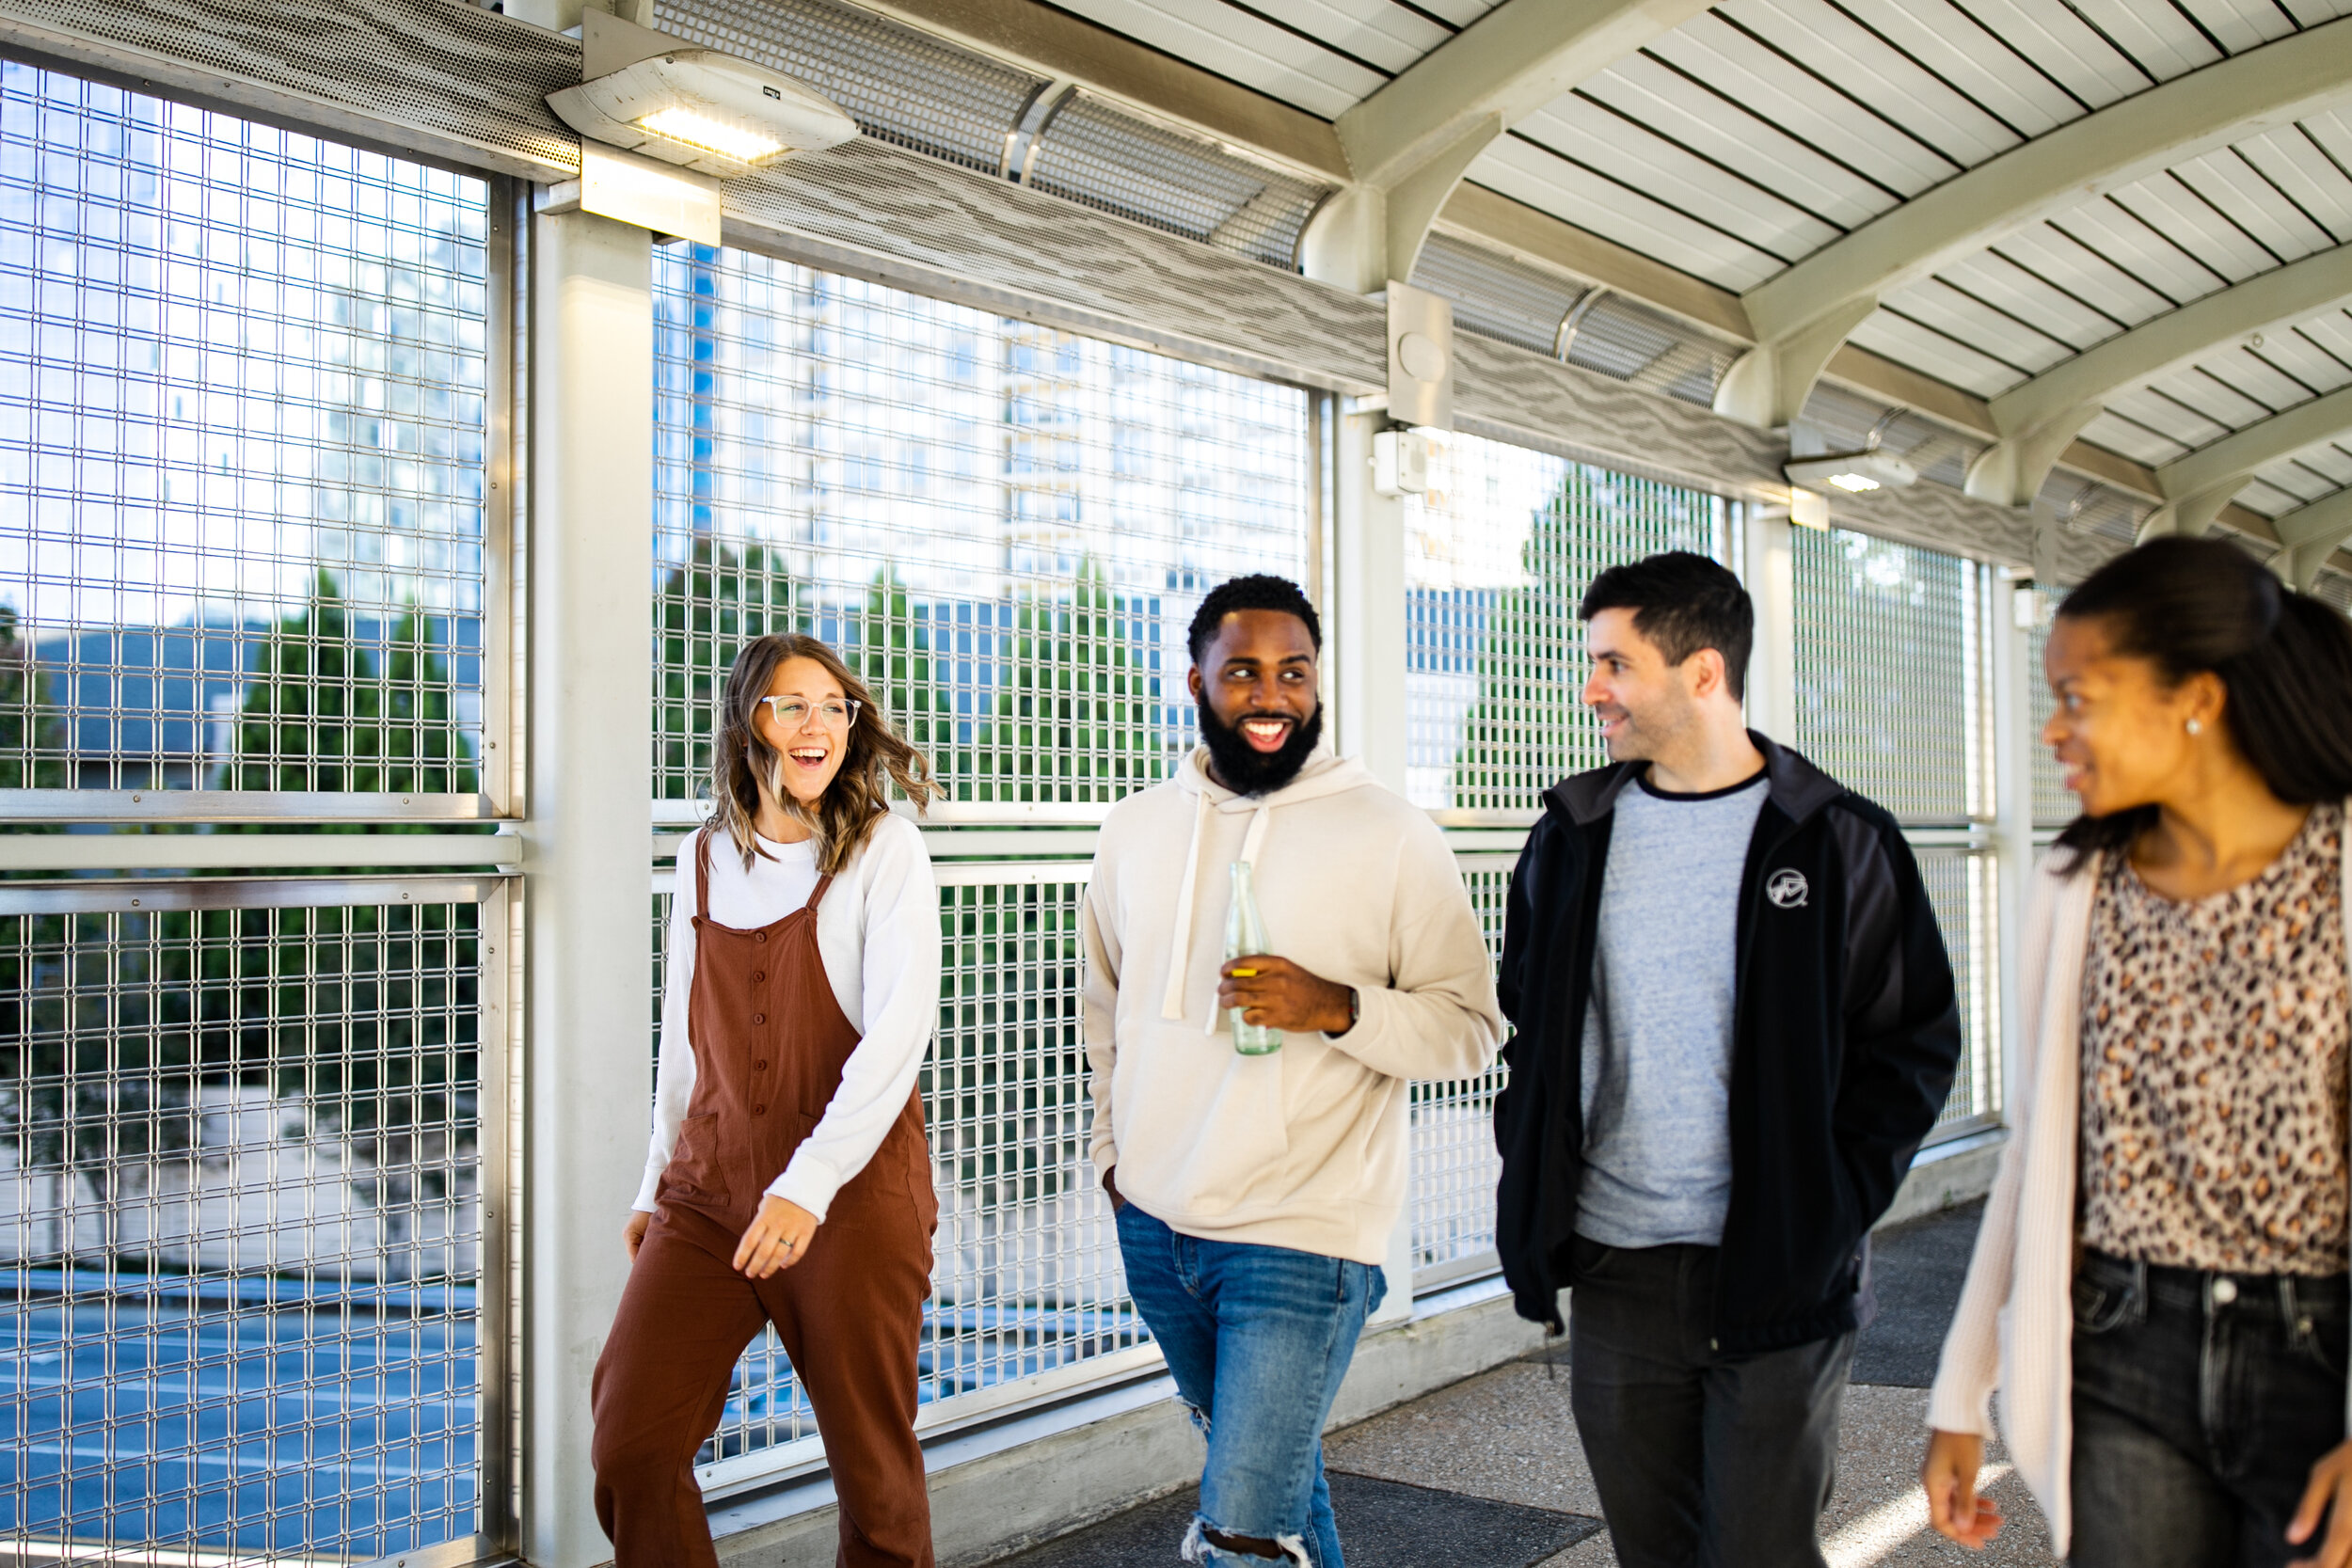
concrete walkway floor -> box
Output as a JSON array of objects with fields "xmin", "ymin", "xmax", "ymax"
[{"xmin": 992, "ymin": 1201, "xmax": 2058, "ymax": 1567}]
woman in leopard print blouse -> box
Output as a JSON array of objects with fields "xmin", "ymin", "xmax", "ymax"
[{"xmin": 1922, "ymin": 537, "xmax": 2352, "ymax": 1568}]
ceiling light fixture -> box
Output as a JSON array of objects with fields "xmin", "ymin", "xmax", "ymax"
[
  {"xmin": 1781, "ymin": 406, "xmax": 1918, "ymax": 498},
  {"xmin": 548, "ymin": 49, "xmax": 857, "ymax": 179}
]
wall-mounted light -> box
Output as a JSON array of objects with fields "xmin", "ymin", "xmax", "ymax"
[
  {"xmin": 1783, "ymin": 449, "xmax": 1918, "ymax": 495},
  {"xmin": 548, "ymin": 47, "xmax": 856, "ymax": 179}
]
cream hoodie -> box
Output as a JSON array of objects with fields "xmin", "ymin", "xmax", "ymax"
[{"xmin": 1083, "ymin": 743, "xmax": 1502, "ymax": 1264}]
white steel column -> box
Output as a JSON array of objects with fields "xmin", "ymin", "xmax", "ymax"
[
  {"xmin": 1740, "ymin": 511, "xmax": 1800, "ymax": 746},
  {"xmin": 523, "ymin": 207, "xmax": 656, "ymax": 1568},
  {"xmin": 1331, "ymin": 402, "xmax": 1418, "ymax": 1324},
  {"xmin": 1990, "ymin": 574, "xmax": 2039, "ymax": 1126}
]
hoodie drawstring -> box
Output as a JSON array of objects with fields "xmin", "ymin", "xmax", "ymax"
[{"xmin": 1160, "ymin": 796, "xmax": 1273, "ymax": 1025}]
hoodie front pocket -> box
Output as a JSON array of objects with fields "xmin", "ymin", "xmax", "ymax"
[{"xmin": 1115, "ymin": 1034, "xmax": 1291, "ymax": 1212}]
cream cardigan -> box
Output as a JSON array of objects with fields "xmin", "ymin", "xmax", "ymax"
[{"xmin": 1927, "ymin": 828, "xmax": 2352, "ymax": 1555}]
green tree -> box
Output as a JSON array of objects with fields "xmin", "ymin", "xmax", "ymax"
[
  {"xmin": 227, "ymin": 569, "xmax": 373, "ymax": 794},
  {"xmin": 657, "ymin": 535, "xmax": 799, "ymax": 800},
  {"xmin": 0, "ymin": 604, "xmax": 67, "ymax": 789},
  {"xmin": 1452, "ymin": 467, "xmax": 1713, "ymax": 809},
  {"xmin": 853, "ymin": 565, "xmax": 961, "ymax": 794},
  {"xmin": 976, "ymin": 559, "xmax": 1165, "ymax": 803}
]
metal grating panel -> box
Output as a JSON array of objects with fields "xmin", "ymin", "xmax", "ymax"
[
  {"xmin": 0, "ymin": 0, "xmax": 580, "ymax": 182},
  {"xmin": 1410, "ymin": 234, "xmax": 1588, "ymax": 359},
  {"xmin": 1025, "ymin": 94, "xmax": 1331, "ymax": 271},
  {"xmin": 2026, "ymin": 619, "xmax": 2074, "ymax": 828},
  {"xmin": 0, "ymin": 69, "xmax": 488, "ymax": 802},
  {"xmin": 652, "ymin": 245, "xmax": 1307, "ymax": 814},
  {"xmin": 654, "ymin": 0, "xmax": 1043, "ymax": 175},
  {"xmin": 1411, "ymin": 854, "xmax": 1510, "ymax": 1289},
  {"xmin": 0, "ymin": 882, "xmax": 494, "ymax": 1565},
  {"xmin": 1792, "ymin": 529, "xmax": 1990, "ymax": 826},
  {"xmin": 1403, "ymin": 430, "xmax": 1724, "ymax": 815},
  {"xmin": 1916, "ymin": 846, "xmax": 2000, "ymax": 1140},
  {"xmin": 652, "ymin": 864, "xmax": 1147, "ymax": 1480},
  {"xmin": 1565, "ymin": 293, "xmax": 1741, "ymax": 410}
]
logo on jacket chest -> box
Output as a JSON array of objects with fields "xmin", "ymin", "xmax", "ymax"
[{"xmin": 1765, "ymin": 868, "xmax": 1810, "ymax": 909}]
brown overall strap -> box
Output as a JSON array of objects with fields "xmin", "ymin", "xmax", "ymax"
[
  {"xmin": 804, "ymin": 872, "xmax": 836, "ymax": 914},
  {"xmin": 694, "ymin": 824, "xmax": 716, "ymax": 920}
]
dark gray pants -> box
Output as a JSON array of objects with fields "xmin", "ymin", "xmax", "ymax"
[{"xmin": 1566, "ymin": 1236, "xmax": 1855, "ymax": 1568}]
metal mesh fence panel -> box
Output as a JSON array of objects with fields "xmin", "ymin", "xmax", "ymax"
[
  {"xmin": 1792, "ymin": 529, "xmax": 1990, "ymax": 826},
  {"xmin": 2026, "ymin": 621, "xmax": 2074, "ymax": 828},
  {"xmin": 650, "ymin": 863, "xmax": 1142, "ymax": 1483},
  {"xmin": 1915, "ymin": 847, "xmax": 2000, "ymax": 1138},
  {"xmin": 1404, "ymin": 435, "xmax": 1724, "ymax": 815},
  {"xmin": 0, "ymin": 66, "xmax": 489, "ymax": 802},
  {"xmin": 651, "ymin": 248, "xmax": 1307, "ymax": 815},
  {"xmin": 0, "ymin": 882, "xmax": 493, "ymax": 1564},
  {"xmin": 1411, "ymin": 855, "xmax": 1510, "ymax": 1289}
]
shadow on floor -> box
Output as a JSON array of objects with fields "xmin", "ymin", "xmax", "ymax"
[
  {"xmin": 1853, "ymin": 1197, "xmax": 1984, "ymax": 1387},
  {"xmin": 993, "ymin": 1471, "xmax": 1600, "ymax": 1568}
]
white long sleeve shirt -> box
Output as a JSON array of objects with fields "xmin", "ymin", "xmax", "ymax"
[{"xmin": 635, "ymin": 812, "xmax": 942, "ymax": 1221}]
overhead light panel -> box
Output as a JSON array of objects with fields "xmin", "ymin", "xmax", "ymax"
[
  {"xmin": 548, "ymin": 50, "xmax": 857, "ymax": 179},
  {"xmin": 1783, "ymin": 449, "xmax": 1918, "ymax": 496}
]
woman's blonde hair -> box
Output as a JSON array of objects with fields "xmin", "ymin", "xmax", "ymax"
[{"xmin": 709, "ymin": 633, "xmax": 935, "ymax": 876}]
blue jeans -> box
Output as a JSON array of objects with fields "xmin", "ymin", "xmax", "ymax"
[
  {"xmin": 2071, "ymin": 1248, "xmax": 2350, "ymax": 1568},
  {"xmin": 1116, "ymin": 1203, "xmax": 1387, "ymax": 1568}
]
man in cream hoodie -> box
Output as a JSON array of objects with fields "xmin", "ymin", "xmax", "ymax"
[{"xmin": 1084, "ymin": 573, "xmax": 1502, "ymax": 1568}]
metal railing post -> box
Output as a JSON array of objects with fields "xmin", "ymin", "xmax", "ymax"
[{"xmin": 521, "ymin": 205, "xmax": 657, "ymax": 1568}]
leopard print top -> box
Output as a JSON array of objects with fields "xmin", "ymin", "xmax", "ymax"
[{"xmin": 2078, "ymin": 803, "xmax": 2351, "ymax": 1276}]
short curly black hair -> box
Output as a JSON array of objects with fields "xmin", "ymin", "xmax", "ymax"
[{"xmin": 1186, "ymin": 574, "xmax": 1321, "ymax": 666}]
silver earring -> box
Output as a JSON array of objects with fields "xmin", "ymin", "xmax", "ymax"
[{"xmin": 2186, "ymin": 718, "xmax": 2203, "ymax": 736}]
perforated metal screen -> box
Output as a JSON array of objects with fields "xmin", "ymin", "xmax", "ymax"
[
  {"xmin": 0, "ymin": 68, "xmax": 488, "ymax": 803},
  {"xmin": 0, "ymin": 881, "xmax": 498, "ymax": 1565},
  {"xmin": 654, "ymin": 0, "xmax": 1043, "ymax": 175},
  {"xmin": 1791, "ymin": 529, "xmax": 1991, "ymax": 827},
  {"xmin": 1025, "ymin": 95, "xmax": 1329, "ymax": 271},
  {"xmin": 1403, "ymin": 433, "xmax": 1725, "ymax": 815},
  {"xmin": 652, "ymin": 246, "xmax": 1307, "ymax": 814}
]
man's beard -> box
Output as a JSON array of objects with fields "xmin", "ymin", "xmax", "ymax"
[{"xmin": 1199, "ymin": 700, "xmax": 1324, "ymax": 796}]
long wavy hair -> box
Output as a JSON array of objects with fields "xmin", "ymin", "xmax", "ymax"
[
  {"xmin": 2051, "ymin": 535, "xmax": 2352, "ymax": 868},
  {"xmin": 708, "ymin": 633, "xmax": 935, "ymax": 876}
]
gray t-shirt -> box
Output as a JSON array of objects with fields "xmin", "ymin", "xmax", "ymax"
[{"xmin": 1577, "ymin": 769, "xmax": 1768, "ymax": 1249}]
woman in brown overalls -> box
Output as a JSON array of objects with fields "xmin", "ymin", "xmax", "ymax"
[{"xmin": 594, "ymin": 633, "xmax": 942, "ymax": 1568}]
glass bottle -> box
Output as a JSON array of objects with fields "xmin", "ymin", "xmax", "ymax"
[{"xmin": 1225, "ymin": 860, "xmax": 1281, "ymax": 1055}]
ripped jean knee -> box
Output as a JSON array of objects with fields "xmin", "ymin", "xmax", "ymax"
[
  {"xmin": 1179, "ymin": 1396, "xmax": 1211, "ymax": 1438},
  {"xmin": 1181, "ymin": 1513, "xmax": 1313, "ymax": 1568}
]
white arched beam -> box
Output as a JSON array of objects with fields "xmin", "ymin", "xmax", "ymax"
[
  {"xmin": 1303, "ymin": 0, "xmax": 1717, "ymax": 292},
  {"xmin": 2135, "ymin": 384, "xmax": 2352, "ymax": 543},
  {"xmin": 1713, "ymin": 15, "xmax": 2352, "ymax": 430},
  {"xmin": 1963, "ymin": 245, "xmax": 2352, "ymax": 508},
  {"xmin": 2272, "ymin": 489, "xmax": 2352, "ymax": 590}
]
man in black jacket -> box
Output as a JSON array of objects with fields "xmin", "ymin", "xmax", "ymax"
[{"xmin": 1493, "ymin": 551, "xmax": 1960, "ymax": 1568}]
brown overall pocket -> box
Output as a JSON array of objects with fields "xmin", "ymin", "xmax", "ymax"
[{"xmin": 660, "ymin": 1112, "xmax": 730, "ymax": 1204}]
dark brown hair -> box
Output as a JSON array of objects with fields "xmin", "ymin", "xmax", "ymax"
[
  {"xmin": 709, "ymin": 633, "xmax": 935, "ymax": 876},
  {"xmin": 2051, "ymin": 535, "xmax": 2352, "ymax": 865}
]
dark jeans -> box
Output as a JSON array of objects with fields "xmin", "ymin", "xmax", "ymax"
[
  {"xmin": 1566, "ymin": 1236, "xmax": 1855, "ymax": 1568},
  {"xmin": 2070, "ymin": 1248, "xmax": 2350, "ymax": 1568},
  {"xmin": 1116, "ymin": 1203, "xmax": 1386, "ymax": 1568}
]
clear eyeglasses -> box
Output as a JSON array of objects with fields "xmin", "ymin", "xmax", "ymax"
[{"xmin": 761, "ymin": 696, "xmax": 862, "ymax": 731}]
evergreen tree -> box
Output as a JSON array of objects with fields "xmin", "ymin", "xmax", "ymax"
[
  {"xmin": 378, "ymin": 601, "xmax": 478, "ymax": 796},
  {"xmin": 227, "ymin": 569, "xmax": 374, "ymax": 795},
  {"xmin": 0, "ymin": 603, "xmax": 66, "ymax": 788},
  {"xmin": 657, "ymin": 535, "xmax": 798, "ymax": 800},
  {"xmin": 977, "ymin": 559, "xmax": 1165, "ymax": 803},
  {"xmin": 853, "ymin": 565, "xmax": 961, "ymax": 793}
]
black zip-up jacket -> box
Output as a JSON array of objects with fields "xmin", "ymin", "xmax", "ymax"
[{"xmin": 1492, "ymin": 734, "xmax": 1962, "ymax": 1352}]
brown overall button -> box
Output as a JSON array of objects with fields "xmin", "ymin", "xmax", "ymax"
[
  {"xmin": 755, "ymin": 932, "xmax": 768, "ymax": 943},
  {"xmin": 752, "ymin": 1013, "xmax": 766, "ymax": 1025},
  {"xmin": 754, "ymin": 1059, "xmax": 769, "ymax": 1071},
  {"xmin": 753, "ymin": 1103, "xmax": 768, "ymax": 1116},
  {"xmin": 752, "ymin": 971, "xmax": 766, "ymax": 983}
]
